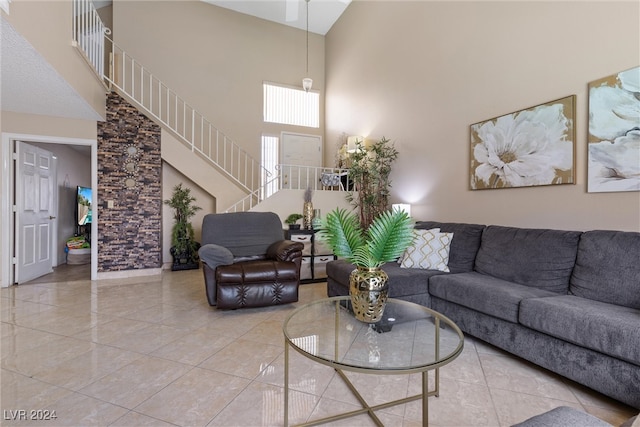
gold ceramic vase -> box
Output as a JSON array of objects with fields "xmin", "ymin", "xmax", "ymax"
[
  {"xmin": 303, "ymin": 202, "xmax": 314, "ymax": 230},
  {"xmin": 349, "ymin": 267, "xmax": 389, "ymax": 323}
]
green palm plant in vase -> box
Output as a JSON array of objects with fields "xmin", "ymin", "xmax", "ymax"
[{"xmin": 319, "ymin": 208, "xmax": 415, "ymax": 323}]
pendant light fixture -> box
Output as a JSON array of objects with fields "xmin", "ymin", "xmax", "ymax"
[{"xmin": 302, "ymin": 0, "xmax": 313, "ymax": 92}]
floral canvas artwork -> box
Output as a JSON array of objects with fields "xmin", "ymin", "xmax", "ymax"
[
  {"xmin": 470, "ymin": 96, "xmax": 576, "ymax": 190},
  {"xmin": 588, "ymin": 66, "xmax": 640, "ymax": 193}
]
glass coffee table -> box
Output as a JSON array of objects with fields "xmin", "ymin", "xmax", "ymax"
[{"xmin": 283, "ymin": 296, "xmax": 464, "ymax": 426}]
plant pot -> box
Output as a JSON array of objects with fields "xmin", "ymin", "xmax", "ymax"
[
  {"xmin": 170, "ymin": 242, "xmax": 201, "ymax": 271},
  {"xmin": 349, "ymin": 267, "xmax": 389, "ymax": 323},
  {"xmin": 288, "ymin": 224, "xmax": 301, "ymax": 230}
]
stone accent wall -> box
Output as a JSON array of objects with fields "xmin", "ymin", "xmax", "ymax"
[{"xmin": 97, "ymin": 92, "xmax": 162, "ymax": 272}]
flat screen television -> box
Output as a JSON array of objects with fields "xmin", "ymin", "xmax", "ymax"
[{"xmin": 76, "ymin": 186, "xmax": 92, "ymax": 226}]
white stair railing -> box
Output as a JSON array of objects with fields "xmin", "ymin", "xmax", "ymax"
[
  {"xmin": 73, "ymin": 0, "xmax": 109, "ymax": 78},
  {"xmin": 225, "ymin": 165, "xmax": 351, "ymax": 212},
  {"xmin": 72, "ymin": 0, "xmax": 350, "ymax": 213},
  {"xmin": 105, "ymin": 39, "xmax": 270, "ymax": 193},
  {"xmin": 72, "ymin": 0, "xmax": 268, "ymax": 194}
]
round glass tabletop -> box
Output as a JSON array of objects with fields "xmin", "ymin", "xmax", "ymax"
[{"xmin": 283, "ymin": 296, "xmax": 464, "ymax": 374}]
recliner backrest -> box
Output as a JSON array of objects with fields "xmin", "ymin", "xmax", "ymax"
[{"xmin": 201, "ymin": 212, "xmax": 284, "ymax": 257}]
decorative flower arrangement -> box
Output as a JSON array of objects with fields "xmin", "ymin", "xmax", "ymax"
[{"xmin": 346, "ymin": 137, "xmax": 399, "ymax": 231}]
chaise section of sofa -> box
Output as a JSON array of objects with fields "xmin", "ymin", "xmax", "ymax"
[
  {"xmin": 516, "ymin": 230, "xmax": 640, "ymax": 407},
  {"xmin": 429, "ymin": 226, "xmax": 640, "ymax": 408}
]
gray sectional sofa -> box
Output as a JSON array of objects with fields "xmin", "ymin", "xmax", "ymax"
[{"xmin": 326, "ymin": 221, "xmax": 640, "ymax": 409}]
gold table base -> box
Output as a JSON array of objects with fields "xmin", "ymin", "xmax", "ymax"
[
  {"xmin": 284, "ymin": 340, "xmax": 441, "ymax": 427},
  {"xmin": 283, "ymin": 297, "xmax": 462, "ymax": 427}
]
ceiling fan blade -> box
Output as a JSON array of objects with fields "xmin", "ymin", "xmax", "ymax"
[{"xmin": 285, "ymin": 0, "xmax": 299, "ymax": 22}]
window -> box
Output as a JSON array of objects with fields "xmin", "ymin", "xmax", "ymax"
[{"xmin": 263, "ymin": 83, "xmax": 319, "ymax": 128}]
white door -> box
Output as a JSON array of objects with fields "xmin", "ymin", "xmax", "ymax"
[
  {"xmin": 15, "ymin": 142, "xmax": 56, "ymax": 284},
  {"xmin": 281, "ymin": 132, "xmax": 322, "ymax": 190}
]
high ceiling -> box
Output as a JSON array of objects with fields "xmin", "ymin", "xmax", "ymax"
[
  {"xmin": 1, "ymin": 0, "xmax": 350, "ymax": 125},
  {"xmin": 202, "ymin": 0, "xmax": 351, "ymax": 35},
  {"xmin": 92, "ymin": 0, "xmax": 351, "ymax": 35}
]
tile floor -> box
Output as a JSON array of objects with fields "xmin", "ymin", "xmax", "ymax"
[{"xmin": 1, "ymin": 267, "xmax": 637, "ymax": 427}]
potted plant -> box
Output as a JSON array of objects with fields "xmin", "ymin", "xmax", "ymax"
[
  {"xmin": 164, "ymin": 183, "xmax": 202, "ymax": 271},
  {"xmin": 346, "ymin": 137, "xmax": 399, "ymax": 231},
  {"xmin": 319, "ymin": 207, "xmax": 414, "ymax": 323},
  {"xmin": 285, "ymin": 213, "xmax": 303, "ymax": 230}
]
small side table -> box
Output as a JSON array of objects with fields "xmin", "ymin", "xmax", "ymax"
[{"xmin": 286, "ymin": 229, "xmax": 336, "ymax": 283}]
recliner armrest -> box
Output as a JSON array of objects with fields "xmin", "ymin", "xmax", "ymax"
[
  {"xmin": 267, "ymin": 240, "xmax": 304, "ymax": 262},
  {"xmin": 198, "ymin": 244, "xmax": 233, "ymax": 268}
]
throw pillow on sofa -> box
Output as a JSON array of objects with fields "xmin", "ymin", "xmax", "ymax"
[{"xmin": 399, "ymin": 228, "xmax": 453, "ymax": 272}]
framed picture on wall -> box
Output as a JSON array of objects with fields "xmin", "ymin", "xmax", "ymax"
[
  {"xmin": 469, "ymin": 95, "xmax": 576, "ymax": 190},
  {"xmin": 587, "ymin": 66, "xmax": 640, "ymax": 193}
]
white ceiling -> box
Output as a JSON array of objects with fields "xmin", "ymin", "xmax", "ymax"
[
  {"xmin": 202, "ymin": 0, "xmax": 351, "ymax": 35},
  {"xmin": 1, "ymin": 16, "xmax": 104, "ymax": 122},
  {"xmin": 0, "ymin": 0, "xmax": 349, "ymax": 125},
  {"xmin": 92, "ymin": 0, "xmax": 350, "ymax": 35}
]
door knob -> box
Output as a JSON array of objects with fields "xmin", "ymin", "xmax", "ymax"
[{"xmin": 49, "ymin": 216, "xmax": 56, "ymax": 220}]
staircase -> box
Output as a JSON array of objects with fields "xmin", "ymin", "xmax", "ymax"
[
  {"xmin": 73, "ymin": 0, "xmax": 267, "ymax": 207},
  {"xmin": 72, "ymin": 0, "xmax": 349, "ymax": 212}
]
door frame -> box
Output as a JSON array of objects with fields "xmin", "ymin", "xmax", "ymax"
[{"xmin": 1, "ymin": 133, "xmax": 98, "ymax": 286}]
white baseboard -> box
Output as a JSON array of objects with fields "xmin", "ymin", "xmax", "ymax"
[{"xmin": 96, "ymin": 267, "xmax": 163, "ymax": 280}]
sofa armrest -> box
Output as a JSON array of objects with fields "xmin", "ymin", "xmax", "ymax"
[{"xmin": 267, "ymin": 240, "xmax": 304, "ymax": 262}]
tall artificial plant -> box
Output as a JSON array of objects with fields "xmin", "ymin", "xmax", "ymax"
[
  {"xmin": 164, "ymin": 183, "xmax": 202, "ymax": 256},
  {"xmin": 346, "ymin": 137, "xmax": 399, "ymax": 231}
]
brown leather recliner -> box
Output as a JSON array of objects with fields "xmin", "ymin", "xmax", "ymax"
[{"xmin": 198, "ymin": 212, "xmax": 304, "ymax": 309}]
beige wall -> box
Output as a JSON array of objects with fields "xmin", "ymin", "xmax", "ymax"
[
  {"xmin": 5, "ymin": 0, "xmax": 106, "ymax": 118},
  {"xmin": 326, "ymin": 1, "xmax": 640, "ymax": 232},
  {"xmin": 112, "ymin": 0, "xmax": 325, "ymax": 165},
  {"xmin": 1, "ymin": 111, "xmax": 98, "ymax": 140}
]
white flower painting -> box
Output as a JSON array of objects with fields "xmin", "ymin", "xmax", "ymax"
[
  {"xmin": 588, "ymin": 66, "xmax": 640, "ymax": 193},
  {"xmin": 470, "ymin": 96, "xmax": 576, "ymax": 190}
]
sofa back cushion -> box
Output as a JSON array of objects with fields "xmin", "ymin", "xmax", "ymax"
[
  {"xmin": 569, "ymin": 230, "xmax": 640, "ymax": 309},
  {"xmin": 415, "ymin": 221, "xmax": 485, "ymax": 273},
  {"xmin": 474, "ymin": 225, "xmax": 581, "ymax": 293}
]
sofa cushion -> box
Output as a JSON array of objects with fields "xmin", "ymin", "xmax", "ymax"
[
  {"xmin": 569, "ymin": 230, "xmax": 640, "ymax": 310},
  {"xmin": 511, "ymin": 406, "xmax": 612, "ymax": 427},
  {"xmin": 474, "ymin": 225, "xmax": 581, "ymax": 293},
  {"xmin": 415, "ymin": 221, "xmax": 485, "ymax": 273},
  {"xmin": 429, "ymin": 272, "xmax": 558, "ymax": 323},
  {"xmin": 399, "ymin": 228, "xmax": 453, "ymax": 271},
  {"xmin": 519, "ymin": 295, "xmax": 640, "ymax": 365},
  {"xmin": 326, "ymin": 259, "xmax": 445, "ymax": 298}
]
